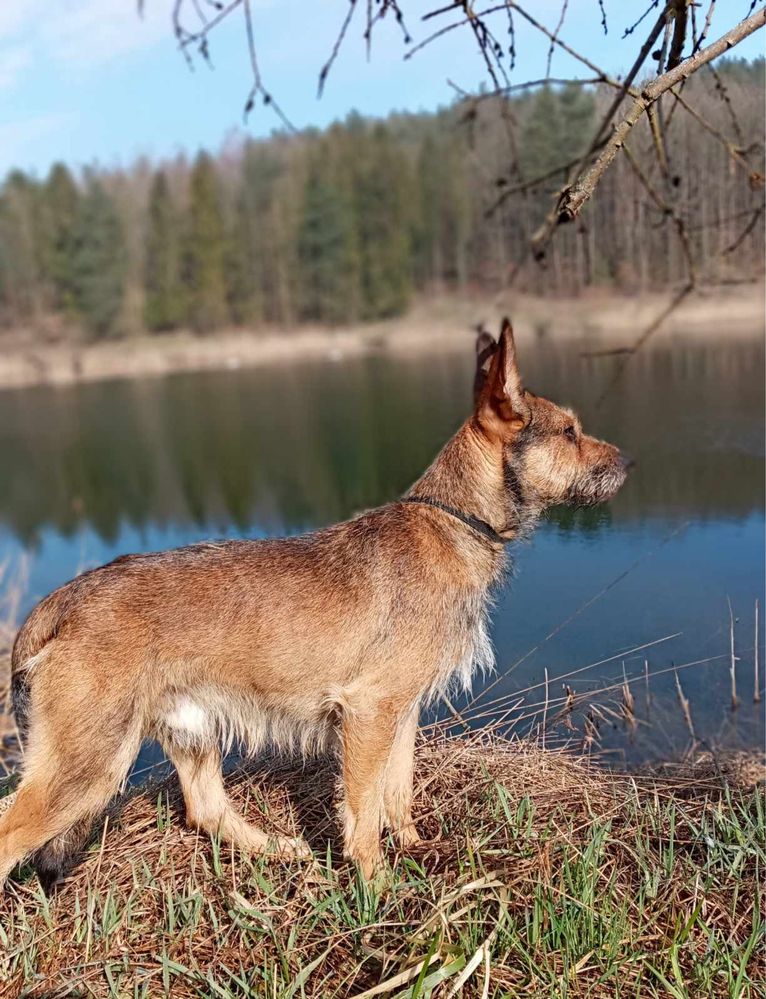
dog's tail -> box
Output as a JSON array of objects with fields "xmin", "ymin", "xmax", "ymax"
[{"xmin": 11, "ymin": 586, "xmax": 70, "ymax": 745}]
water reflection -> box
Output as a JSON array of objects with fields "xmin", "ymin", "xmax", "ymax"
[
  {"xmin": 2, "ymin": 336, "xmax": 763, "ymax": 545},
  {"xmin": 1, "ymin": 332, "xmax": 763, "ymax": 759}
]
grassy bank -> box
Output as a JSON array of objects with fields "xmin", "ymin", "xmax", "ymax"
[
  {"xmin": 0, "ymin": 735, "xmax": 763, "ymax": 998},
  {"xmin": 0, "ymin": 283, "xmax": 762, "ymax": 391}
]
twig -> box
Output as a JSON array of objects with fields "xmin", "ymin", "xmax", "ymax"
[
  {"xmin": 596, "ymin": 0, "xmax": 607, "ymax": 35},
  {"xmin": 546, "ymin": 0, "xmax": 570, "ymax": 77},
  {"xmin": 592, "ymin": 283, "xmax": 694, "ymax": 407},
  {"xmin": 668, "ymin": 86, "xmax": 762, "ymax": 183},
  {"xmin": 621, "ymin": 140, "xmax": 696, "ymax": 285},
  {"xmin": 319, "ymin": 0, "xmax": 359, "ymax": 97},
  {"xmin": 241, "ymin": 0, "xmax": 295, "ymax": 129},
  {"xmin": 623, "ymin": 0, "xmax": 663, "ymax": 39},
  {"xmin": 723, "ymin": 205, "xmax": 765, "ymax": 256},
  {"xmin": 484, "ymin": 143, "xmax": 608, "ymax": 218}
]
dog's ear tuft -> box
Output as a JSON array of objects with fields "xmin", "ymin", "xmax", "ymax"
[
  {"xmin": 498, "ymin": 318, "xmax": 528, "ymax": 421},
  {"xmin": 473, "ymin": 326, "xmax": 497, "ymax": 405},
  {"xmin": 475, "ymin": 317, "xmax": 530, "ymax": 434}
]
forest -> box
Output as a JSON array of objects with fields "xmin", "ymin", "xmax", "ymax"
[{"xmin": 0, "ymin": 58, "xmax": 762, "ymax": 340}]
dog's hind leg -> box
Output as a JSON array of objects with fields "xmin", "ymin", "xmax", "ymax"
[
  {"xmin": 0, "ymin": 690, "xmax": 142, "ymax": 888},
  {"xmin": 384, "ymin": 708, "xmax": 421, "ymax": 849},
  {"xmin": 30, "ymin": 817, "xmax": 94, "ymax": 893},
  {"xmin": 164, "ymin": 742, "xmax": 309, "ymax": 859}
]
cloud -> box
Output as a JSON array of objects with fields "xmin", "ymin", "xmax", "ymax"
[
  {"xmin": 0, "ymin": 47, "xmax": 33, "ymax": 91},
  {"xmin": 0, "ymin": 0, "xmax": 173, "ymax": 92},
  {"xmin": 42, "ymin": 0, "xmax": 171, "ymax": 73}
]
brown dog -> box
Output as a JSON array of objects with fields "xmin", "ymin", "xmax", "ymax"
[{"xmin": 2, "ymin": 320, "xmax": 630, "ymax": 888}]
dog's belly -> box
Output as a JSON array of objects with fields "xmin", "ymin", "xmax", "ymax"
[{"xmin": 155, "ymin": 685, "xmax": 340, "ymax": 758}]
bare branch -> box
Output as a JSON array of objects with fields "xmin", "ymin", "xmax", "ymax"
[
  {"xmin": 666, "ymin": 0, "xmax": 688, "ymax": 70},
  {"xmin": 555, "ymin": 7, "xmax": 766, "ymax": 226},
  {"xmin": 668, "ymin": 86, "xmax": 763, "ymax": 184}
]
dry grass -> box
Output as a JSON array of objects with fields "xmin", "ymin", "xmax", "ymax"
[
  {"xmin": 0, "ymin": 734, "xmax": 763, "ymax": 998},
  {"xmin": 0, "ymin": 564, "xmax": 763, "ymax": 997}
]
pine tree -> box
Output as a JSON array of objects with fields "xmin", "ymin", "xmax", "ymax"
[
  {"xmin": 0, "ymin": 171, "xmax": 47, "ymax": 322},
  {"xmin": 225, "ymin": 150, "xmax": 266, "ymax": 326},
  {"xmin": 297, "ymin": 143, "xmax": 360, "ymax": 324},
  {"xmin": 352, "ymin": 123, "xmax": 414, "ymax": 319},
  {"xmin": 414, "ymin": 129, "xmax": 471, "ymax": 289},
  {"xmin": 558, "ymin": 84, "xmax": 596, "ymax": 162},
  {"xmin": 42, "ymin": 163, "xmax": 80, "ymax": 313},
  {"xmin": 69, "ymin": 178, "xmax": 128, "ymax": 339},
  {"xmin": 182, "ymin": 152, "xmax": 228, "ymax": 333},
  {"xmin": 519, "ymin": 86, "xmax": 564, "ymax": 180},
  {"xmin": 144, "ymin": 171, "xmax": 183, "ymax": 331}
]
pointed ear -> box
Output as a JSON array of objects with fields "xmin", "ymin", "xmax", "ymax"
[
  {"xmin": 475, "ymin": 317, "xmax": 530, "ymax": 433},
  {"xmin": 473, "ymin": 326, "xmax": 497, "ymax": 406}
]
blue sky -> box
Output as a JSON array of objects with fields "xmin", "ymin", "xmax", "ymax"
[{"xmin": 0, "ymin": 1, "xmax": 763, "ymax": 177}]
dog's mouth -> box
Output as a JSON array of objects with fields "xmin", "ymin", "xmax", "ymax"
[{"xmin": 569, "ymin": 459, "xmax": 630, "ymax": 506}]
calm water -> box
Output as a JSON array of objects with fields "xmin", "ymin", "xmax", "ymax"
[{"xmin": 1, "ymin": 330, "xmax": 764, "ymax": 764}]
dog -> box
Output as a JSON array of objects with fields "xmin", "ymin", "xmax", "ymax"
[{"xmin": 1, "ymin": 319, "xmax": 631, "ymax": 888}]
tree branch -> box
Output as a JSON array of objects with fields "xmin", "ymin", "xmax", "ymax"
[{"xmin": 555, "ymin": 6, "xmax": 766, "ymax": 226}]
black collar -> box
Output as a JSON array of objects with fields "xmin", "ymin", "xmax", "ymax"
[{"xmin": 402, "ymin": 495, "xmax": 512, "ymax": 545}]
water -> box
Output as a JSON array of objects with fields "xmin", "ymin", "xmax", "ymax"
[{"xmin": 1, "ymin": 329, "xmax": 763, "ymax": 764}]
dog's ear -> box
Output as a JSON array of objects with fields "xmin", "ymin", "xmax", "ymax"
[
  {"xmin": 475, "ymin": 317, "xmax": 530, "ymax": 434},
  {"xmin": 473, "ymin": 327, "xmax": 497, "ymax": 406}
]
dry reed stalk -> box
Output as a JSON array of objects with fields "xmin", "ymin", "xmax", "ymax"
[
  {"xmin": 755, "ymin": 598, "xmax": 760, "ymax": 704},
  {"xmin": 728, "ymin": 597, "xmax": 740, "ymax": 710},
  {"xmin": 644, "ymin": 658, "xmax": 651, "ymax": 715},
  {"xmin": 674, "ymin": 668, "xmax": 696, "ymax": 743},
  {"xmin": 621, "ymin": 663, "xmax": 636, "ymax": 733}
]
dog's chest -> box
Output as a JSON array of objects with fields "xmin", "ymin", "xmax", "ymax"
[{"xmin": 425, "ymin": 589, "xmax": 495, "ymax": 702}]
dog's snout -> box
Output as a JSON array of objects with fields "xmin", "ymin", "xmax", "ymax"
[{"xmin": 619, "ymin": 452, "xmax": 635, "ymax": 471}]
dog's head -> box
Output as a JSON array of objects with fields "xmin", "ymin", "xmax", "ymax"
[{"xmin": 473, "ymin": 319, "xmax": 632, "ymax": 509}]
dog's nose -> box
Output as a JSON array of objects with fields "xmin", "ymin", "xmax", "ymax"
[{"xmin": 619, "ymin": 453, "xmax": 635, "ymax": 471}]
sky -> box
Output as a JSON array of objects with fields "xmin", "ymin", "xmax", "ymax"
[{"xmin": 0, "ymin": 0, "xmax": 763, "ymax": 177}]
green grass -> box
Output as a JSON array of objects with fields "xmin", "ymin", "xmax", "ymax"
[{"xmin": 0, "ymin": 738, "xmax": 763, "ymax": 998}]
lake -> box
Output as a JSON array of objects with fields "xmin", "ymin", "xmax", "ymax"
[{"xmin": 1, "ymin": 327, "xmax": 763, "ymax": 767}]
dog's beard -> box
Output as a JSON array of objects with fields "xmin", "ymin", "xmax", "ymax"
[{"xmin": 568, "ymin": 462, "xmax": 628, "ymax": 506}]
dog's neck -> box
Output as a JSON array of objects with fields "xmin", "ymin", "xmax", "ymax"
[{"xmin": 405, "ymin": 420, "xmax": 539, "ymax": 542}]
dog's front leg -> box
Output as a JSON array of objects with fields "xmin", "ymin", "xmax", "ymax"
[
  {"xmin": 340, "ymin": 701, "xmax": 398, "ymax": 880},
  {"xmin": 384, "ymin": 707, "xmax": 420, "ymax": 848}
]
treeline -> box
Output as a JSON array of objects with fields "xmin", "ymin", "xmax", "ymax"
[{"xmin": 0, "ymin": 58, "xmax": 762, "ymax": 339}]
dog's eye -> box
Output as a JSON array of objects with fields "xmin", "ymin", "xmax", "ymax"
[{"xmin": 564, "ymin": 426, "xmax": 577, "ymax": 442}]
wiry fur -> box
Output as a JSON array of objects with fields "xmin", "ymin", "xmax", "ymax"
[{"xmin": 3, "ymin": 319, "xmax": 630, "ymax": 886}]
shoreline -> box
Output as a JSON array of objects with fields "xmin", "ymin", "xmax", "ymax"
[{"xmin": 0, "ymin": 283, "xmax": 762, "ymax": 391}]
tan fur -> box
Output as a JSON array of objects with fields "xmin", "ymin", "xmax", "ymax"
[{"xmin": 2, "ymin": 320, "xmax": 630, "ymax": 885}]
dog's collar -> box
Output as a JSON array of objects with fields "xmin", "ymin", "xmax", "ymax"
[{"xmin": 402, "ymin": 496, "xmax": 512, "ymax": 545}]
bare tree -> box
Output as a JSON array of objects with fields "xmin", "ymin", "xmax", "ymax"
[{"xmin": 155, "ymin": 1, "xmax": 765, "ymax": 357}]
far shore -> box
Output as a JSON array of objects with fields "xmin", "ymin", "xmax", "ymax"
[{"xmin": 0, "ymin": 283, "xmax": 762, "ymax": 391}]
